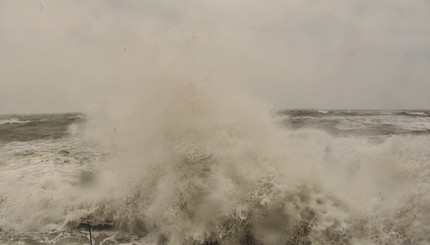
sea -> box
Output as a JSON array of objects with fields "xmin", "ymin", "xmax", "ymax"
[{"xmin": 0, "ymin": 110, "xmax": 429, "ymax": 244}]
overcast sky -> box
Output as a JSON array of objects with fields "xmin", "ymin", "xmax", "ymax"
[{"xmin": 1, "ymin": 0, "xmax": 430, "ymax": 114}]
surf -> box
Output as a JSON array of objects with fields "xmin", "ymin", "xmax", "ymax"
[{"xmin": 0, "ymin": 82, "xmax": 429, "ymax": 244}]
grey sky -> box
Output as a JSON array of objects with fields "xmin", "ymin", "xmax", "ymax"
[{"xmin": 1, "ymin": 0, "xmax": 430, "ymax": 114}]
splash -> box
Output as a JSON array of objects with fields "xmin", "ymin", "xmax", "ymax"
[{"xmin": 0, "ymin": 82, "xmax": 429, "ymax": 244}]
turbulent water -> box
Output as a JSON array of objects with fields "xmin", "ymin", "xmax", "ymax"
[{"xmin": 1, "ymin": 95, "xmax": 430, "ymax": 244}]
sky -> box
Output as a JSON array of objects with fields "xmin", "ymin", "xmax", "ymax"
[{"xmin": 1, "ymin": 0, "xmax": 430, "ymax": 114}]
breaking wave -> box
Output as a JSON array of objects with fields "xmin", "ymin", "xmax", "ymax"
[
  {"xmin": 0, "ymin": 82, "xmax": 429, "ymax": 244},
  {"xmin": 0, "ymin": 118, "xmax": 30, "ymax": 125}
]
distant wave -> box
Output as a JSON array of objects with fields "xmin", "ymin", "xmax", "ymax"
[
  {"xmin": 0, "ymin": 118, "xmax": 30, "ymax": 125},
  {"xmin": 398, "ymin": 111, "xmax": 428, "ymax": 117}
]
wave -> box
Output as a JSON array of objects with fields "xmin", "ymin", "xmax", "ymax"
[
  {"xmin": 317, "ymin": 110, "xmax": 329, "ymax": 114},
  {"xmin": 0, "ymin": 82, "xmax": 429, "ymax": 244},
  {"xmin": 396, "ymin": 111, "xmax": 429, "ymax": 117},
  {"xmin": 0, "ymin": 118, "xmax": 30, "ymax": 125}
]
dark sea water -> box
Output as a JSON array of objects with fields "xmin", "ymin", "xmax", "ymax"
[
  {"xmin": 0, "ymin": 113, "xmax": 85, "ymax": 143},
  {"xmin": 278, "ymin": 110, "xmax": 430, "ymax": 136},
  {"xmin": 0, "ymin": 110, "xmax": 429, "ymax": 244}
]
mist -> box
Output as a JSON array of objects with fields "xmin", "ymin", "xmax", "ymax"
[{"xmin": 1, "ymin": 0, "xmax": 430, "ymax": 114}]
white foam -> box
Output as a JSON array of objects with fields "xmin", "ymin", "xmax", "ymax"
[
  {"xmin": 0, "ymin": 118, "xmax": 30, "ymax": 125},
  {"xmin": 0, "ymin": 83, "xmax": 429, "ymax": 244},
  {"xmin": 405, "ymin": 111, "xmax": 427, "ymax": 116}
]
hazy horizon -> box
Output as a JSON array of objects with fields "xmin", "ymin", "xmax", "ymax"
[{"xmin": 3, "ymin": 108, "xmax": 430, "ymax": 117}]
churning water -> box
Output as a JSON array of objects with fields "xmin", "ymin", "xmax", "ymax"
[{"xmin": 1, "ymin": 84, "xmax": 429, "ymax": 244}]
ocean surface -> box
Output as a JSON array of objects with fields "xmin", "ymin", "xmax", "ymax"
[{"xmin": 0, "ymin": 110, "xmax": 429, "ymax": 244}]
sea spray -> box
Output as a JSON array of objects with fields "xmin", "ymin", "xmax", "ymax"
[
  {"xmin": 75, "ymin": 82, "xmax": 356, "ymax": 244},
  {"xmin": 0, "ymin": 83, "xmax": 429, "ymax": 244}
]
